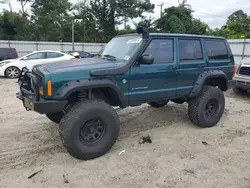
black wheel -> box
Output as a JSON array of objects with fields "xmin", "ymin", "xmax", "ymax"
[
  {"xmin": 148, "ymin": 100, "xmax": 169, "ymax": 108},
  {"xmin": 233, "ymin": 86, "xmax": 247, "ymax": 94},
  {"xmin": 46, "ymin": 112, "xmax": 64, "ymax": 124},
  {"xmin": 188, "ymin": 86, "xmax": 225, "ymax": 128},
  {"xmin": 59, "ymin": 99, "xmax": 120, "ymax": 160},
  {"xmin": 5, "ymin": 66, "xmax": 20, "ymax": 79}
]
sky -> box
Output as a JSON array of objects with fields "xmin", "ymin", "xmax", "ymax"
[{"xmin": 1, "ymin": 0, "xmax": 250, "ymax": 29}]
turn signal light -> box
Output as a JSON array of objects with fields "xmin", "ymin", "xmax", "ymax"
[
  {"xmin": 39, "ymin": 88, "xmax": 44, "ymax": 96},
  {"xmin": 47, "ymin": 80, "xmax": 52, "ymax": 96}
]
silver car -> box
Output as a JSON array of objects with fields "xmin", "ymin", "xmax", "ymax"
[{"xmin": 233, "ymin": 58, "xmax": 250, "ymax": 93}]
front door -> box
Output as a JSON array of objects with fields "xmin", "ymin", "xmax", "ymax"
[
  {"xmin": 128, "ymin": 38, "xmax": 177, "ymax": 105},
  {"xmin": 23, "ymin": 52, "xmax": 47, "ymax": 70}
]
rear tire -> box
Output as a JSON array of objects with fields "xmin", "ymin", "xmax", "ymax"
[
  {"xmin": 59, "ymin": 99, "xmax": 120, "ymax": 160},
  {"xmin": 46, "ymin": 112, "xmax": 64, "ymax": 124},
  {"xmin": 188, "ymin": 86, "xmax": 225, "ymax": 128},
  {"xmin": 148, "ymin": 100, "xmax": 169, "ymax": 108}
]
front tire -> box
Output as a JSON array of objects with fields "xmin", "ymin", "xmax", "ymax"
[
  {"xmin": 148, "ymin": 100, "xmax": 169, "ymax": 108},
  {"xmin": 5, "ymin": 66, "xmax": 20, "ymax": 79},
  {"xmin": 46, "ymin": 112, "xmax": 64, "ymax": 124},
  {"xmin": 188, "ymin": 86, "xmax": 225, "ymax": 128},
  {"xmin": 59, "ymin": 99, "xmax": 120, "ymax": 160}
]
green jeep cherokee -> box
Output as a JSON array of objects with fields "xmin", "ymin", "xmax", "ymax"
[{"xmin": 17, "ymin": 28, "xmax": 236, "ymax": 160}]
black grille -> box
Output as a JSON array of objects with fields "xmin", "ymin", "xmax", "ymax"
[{"xmin": 239, "ymin": 67, "xmax": 250, "ymax": 76}]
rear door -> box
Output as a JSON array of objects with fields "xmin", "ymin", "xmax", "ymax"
[
  {"xmin": 45, "ymin": 52, "xmax": 66, "ymax": 63},
  {"xmin": 176, "ymin": 38, "xmax": 206, "ymax": 97}
]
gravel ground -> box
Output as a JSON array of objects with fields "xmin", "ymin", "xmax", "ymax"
[{"xmin": 1, "ymin": 78, "xmax": 250, "ymax": 188}]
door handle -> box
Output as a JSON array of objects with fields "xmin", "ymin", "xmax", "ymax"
[
  {"xmin": 168, "ymin": 65, "xmax": 176, "ymax": 70},
  {"xmin": 199, "ymin": 64, "xmax": 206, "ymax": 67}
]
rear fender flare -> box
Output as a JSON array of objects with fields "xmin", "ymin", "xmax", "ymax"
[{"xmin": 189, "ymin": 70, "xmax": 228, "ymax": 98}]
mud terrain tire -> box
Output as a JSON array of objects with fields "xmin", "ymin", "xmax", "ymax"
[
  {"xmin": 188, "ymin": 86, "xmax": 225, "ymax": 128},
  {"xmin": 59, "ymin": 99, "xmax": 120, "ymax": 160}
]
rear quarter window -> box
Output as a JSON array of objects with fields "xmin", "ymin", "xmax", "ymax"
[{"xmin": 205, "ymin": 40, "xmax": 229, "ymax": 61}]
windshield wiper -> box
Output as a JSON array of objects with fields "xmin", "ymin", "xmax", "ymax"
[{"xmin": 102, "ymin": 54, "xmax": 117, "ymax": 60}]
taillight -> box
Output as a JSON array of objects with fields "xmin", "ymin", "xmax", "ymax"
[{"xmin": 233, "ymin": 65, "xmax": 237, "ymax": 77}]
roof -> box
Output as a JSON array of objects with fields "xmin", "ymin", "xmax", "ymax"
[
  {"xmin": 118, "ymin": 33, "xmax": 225, "ymax": 40},
  {"xmin": 32, "ymin": 50, "xmax": 64, "ymax": 53}
]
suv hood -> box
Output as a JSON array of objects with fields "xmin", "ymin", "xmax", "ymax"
[
  {"xmin": 35, "ymin": 57, "xmax": 126, "ymax": 82},
  {"xmin": 41, "ymin": 57, "xmax": 124, "ymax": 73}
]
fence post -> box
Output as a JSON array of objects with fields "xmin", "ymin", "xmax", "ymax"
[
  {"xmin": 8, "ymin": 36, "xmax": 10, "ymax": 48},
  {"xmin": 242, "ymin": 38, "xmax": 246, "ymax": 60},
  {"xmin": 35, "ymin": 41, "xmax": 39, "ymax": 51},
  {"xmin": 61, "ymin": 41, "xmax": 63, "ymax": 52}
]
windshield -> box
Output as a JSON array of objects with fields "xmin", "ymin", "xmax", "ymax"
[{"xmin": 100, "ymin": 36, "xmax": 142, "ymax": 61}]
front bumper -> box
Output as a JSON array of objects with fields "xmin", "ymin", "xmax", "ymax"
[
  {"xmin": 16, "ymin": 68, "xmax": 67, "ymax": 114},
  {"xmin": 0, "ymin": 67, "xmax": 5, "ymax": 76},
  {"xmin": 233, "ymin": 74, "xmax": 250, "ymax": 90},
  {"xmin": 16, "ymin": 91, "xmax": 67, "ymax": 114}
]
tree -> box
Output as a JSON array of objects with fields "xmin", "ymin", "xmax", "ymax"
[
  {"xmin": 0, "ymin": 10, "xmax": 34, "ymax": 40},
  {"xmin": 188, "ymin": 18, "xmax": 209, "ymax": 35},
  {"xmin": 116, "ymin": 0, "xmax": 154, "ymax": 28},
  {"xmin": 208, "ymin": 10, "xmax": 250, "ymax": 39},
  {"xmin": 133, "ymin": 16, "xmax": 156, "ymax": 28},
  {"xmin": 89, "ymin": 0, "xmax": 155, "ymax": 42},
  {"xmin": 0, "ymin": 0, "xmax": 12, "ymax": 12},
  {"xmin": 227, "ymin": 10, "xmax": 250, "ymax": 31},
  {"xmin": 167, "ymin": 15, "xmax": 186, "ymax": 33},
  {"xmin": 156, "ymin": 6, "xmax": 192, "ymax": 33},
  {"xmin": 31, "ymin": 0, "xmax": 72, "ymax": 41},
  {"xmin": 17, "ymin": 0, "xmax": 31, "ymax": 17},
  {"xmin": 73, "ymin": 0, "xmax": 99, "ymax": 42}
]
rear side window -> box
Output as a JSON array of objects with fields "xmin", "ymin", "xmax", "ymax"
[
  {"xmin": 26, "ymin": 52, "xmax": 46, "ymax": 60},
  {"xmin": 46, "ymin": 52, "xmax": 64, "ymax": 58},
  {"xmin": 143, "ymin": 39, "xmax": 174, "ymax": 63},
  {"xmin": 205, "ymin": 40, "xmax": 229, "ymax": 60},
  {"xmin": 179, "ymin": 39, "xmax": 203, "ymax": 62}
]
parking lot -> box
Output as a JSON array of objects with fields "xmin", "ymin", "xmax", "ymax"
[{"xmin": 0, "ymin": 77, "xmax": 250, "ymax": 188}]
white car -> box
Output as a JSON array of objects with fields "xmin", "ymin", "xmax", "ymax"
[{"xmin": 0, "ymin": 50, "xmax": 75, "ymax": 78}]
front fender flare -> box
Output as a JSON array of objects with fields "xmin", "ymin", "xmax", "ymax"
[{"xmin": 54, "ymin": 79, "xmax": 127, "ymax": 108}]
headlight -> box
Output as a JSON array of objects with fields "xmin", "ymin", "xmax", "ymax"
[{"xmin": 0, "ymin": 62, "xmax": 10, "ymax": 67}]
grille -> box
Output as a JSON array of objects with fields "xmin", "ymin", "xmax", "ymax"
[{"xmin": 239, "ymin": 67, "xmax": 250, "ymax": 76}]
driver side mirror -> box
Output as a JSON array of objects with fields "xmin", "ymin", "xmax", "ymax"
[
  {"xmin": 22, "ymin": 56, "xmax": 28, "ymax": 60},
  {"xmin": 138, "ymin": 54, "xmax": 154, "ymax": 65}
]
